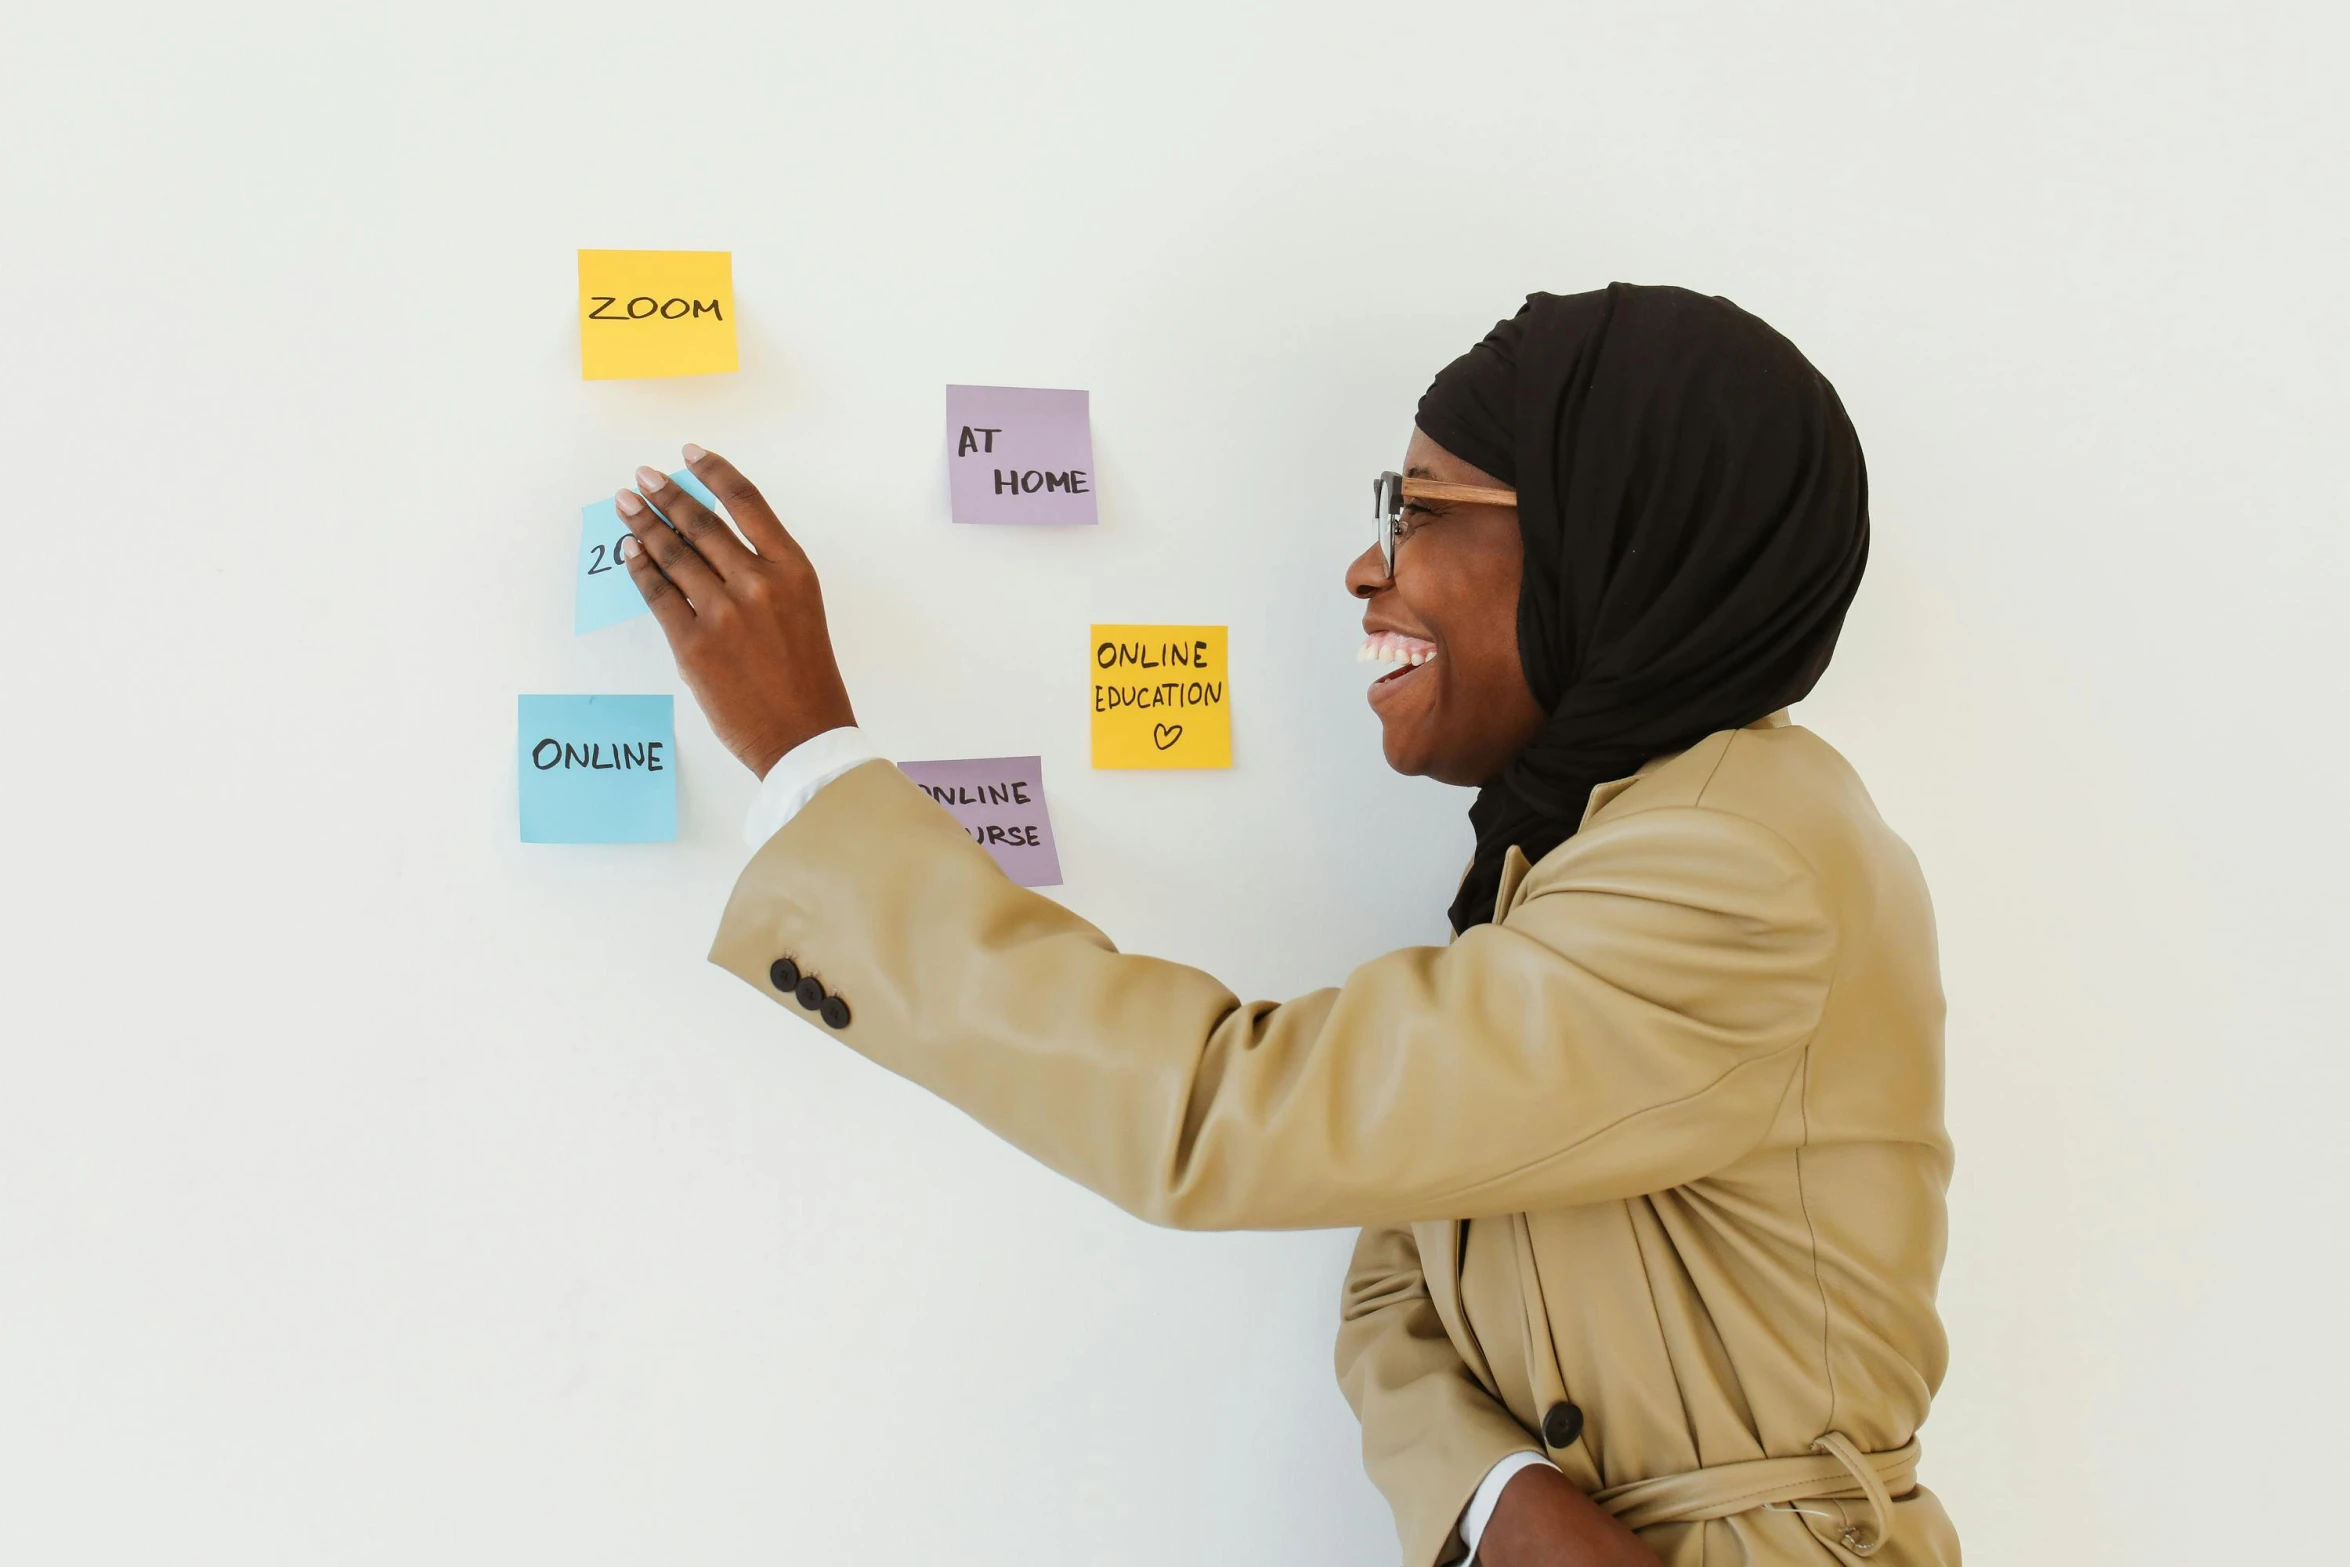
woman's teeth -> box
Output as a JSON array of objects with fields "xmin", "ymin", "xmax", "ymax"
[{"xmin": 1357, "ymin": 633, "xmax": 1438, "ymax": 668}]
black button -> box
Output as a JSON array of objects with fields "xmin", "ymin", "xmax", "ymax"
[
  {"xmin": 794, "ymin": 977, "xmax": 825, "ymax": 1011},
  {"xmin": 819, "ymin": 995, "xmax": 851, "ymax": 1030},
  {"xmin": 1542, "ymin": 1401, "xmax": 1583, "ymax": 1448},
  {"xmin": 769, "ymin": 958, "xmax": 801, "ymax": 993}
]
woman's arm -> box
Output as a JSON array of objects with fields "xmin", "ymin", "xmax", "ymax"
[
  {"xmin": 618, "ymin": 446, "xmax": 1838, "ymax": 1230},
  {"xmin": 708, "ymin": 757, "xmax": 1834, "ymax": 1231},
  {"xmin": 1336, "ymin": 1224, "xmax": 1552, "ymax": 1567}
]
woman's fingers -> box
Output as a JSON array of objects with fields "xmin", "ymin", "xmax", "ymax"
[
  {"xmin": 681, "ymin": 445, "xmax": 804, "ymax": 563},
  {"xmin": 605, "ymin": 449, "xmax": 856, "ymax": 776},
  {"xmin": 619, "ymin": 524, "xmax": 697, "ymax": 634},
  {"xmin": 632, "ymin": 466, "xmax": 757, "ymax": 577},
  {"xmin": 616, "ymin": 486, "xmax": 725, "ymax": 607}
]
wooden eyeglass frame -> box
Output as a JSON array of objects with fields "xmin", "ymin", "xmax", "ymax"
[{"xmin": 1373, "ymin": 470, "xmax": 1519, "ymax": 576}]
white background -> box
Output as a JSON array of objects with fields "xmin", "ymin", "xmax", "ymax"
[{"xmin": 3, "ymin": 3, "xmax": 2344, "ymax": 1562}]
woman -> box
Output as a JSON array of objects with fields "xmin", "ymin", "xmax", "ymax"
[{"xmin": 610, "ymin": 283, "xmax": 1958, "ymax": 1566}]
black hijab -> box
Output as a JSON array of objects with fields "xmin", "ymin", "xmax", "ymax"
[{"xmin": 1415, "ymin": 284, "xmax": 1870, "ymax": 934}]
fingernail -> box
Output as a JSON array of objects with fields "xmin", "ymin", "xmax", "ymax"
[
  {"xmin": 681, "ymin": 443, "xmax": 707, "ymax": 463},
  {"xmin": 621, "ymin": 535, "xmax": 641, "ymax": 559},
  {"xmin": 635, "ymin": 467, "xmax": 667, "ymax": 492},
  {"xmin": 616, "ymin": 489, "xmax": 643, "ymax": 516}
]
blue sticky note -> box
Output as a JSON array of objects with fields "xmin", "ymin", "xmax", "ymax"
[
  {"xmin": 518, "ymin": 695, "xmax": 677, "ymax": 843},
  {"xmin": 575, "ymin": 470, "xmax": 723, "ymax": 634}
]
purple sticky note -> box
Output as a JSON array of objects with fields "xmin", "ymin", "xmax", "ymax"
[
  {"xmin": 898, "ymin": 755, "xmax": 1063, "ymax": 886},
  {"xmin": 945, "ymin": 384, "xmax": 1098, "ymax": 525}
]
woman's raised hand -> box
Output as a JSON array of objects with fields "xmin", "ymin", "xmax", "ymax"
[{"xmin": 617, "ymin": 447, "xmax": 856, "ymax": 778}]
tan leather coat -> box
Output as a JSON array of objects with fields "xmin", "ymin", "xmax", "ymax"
[{"xmin": 710, "ymin": 714, "xmax": 1958, "ymax": 1565}]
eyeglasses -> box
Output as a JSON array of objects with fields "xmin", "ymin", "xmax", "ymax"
[{"xmin": 1371, "ymin": 471, "xmax": 1518, "ymax": 577}]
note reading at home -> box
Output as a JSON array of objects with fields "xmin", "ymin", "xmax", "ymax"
[
  {"xmin": 575, "ymin": 469, "xmax": 724, "ymax": 634},
  {"xmin": 897, "ymin": 756, "xmax": 1063, "ymax": 886},
  {"xmin": 577, "ymin": 250, "xmax": 737, "ymax": 380},
  {"xmin": 518, "ymin": 695, "xmax": 677, "ymax": 843},
  {"xmin": 1090, "ymin": 625, "xmax": 1231, "ymax": 769},
  {"xmin": 945, "ymin": 385, "xmax": 1097, "ymax": 525}
]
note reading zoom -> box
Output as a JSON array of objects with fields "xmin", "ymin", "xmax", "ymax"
[
  {"xmin": 1089, "ymin": 626, "xmax": 1232, "ymax": 769},
  {"xmin": 577, "ymin": 249, "xmax": 738, "ymax": 380},
  {"xmin": 586, "ymin": 296, "xmax": 724, "ymax": 320}
]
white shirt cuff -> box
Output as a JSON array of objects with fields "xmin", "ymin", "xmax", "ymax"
[
  {"xmin": 741, "ymin": 726, "xmax": 887, "ymax": 850},
  {"xmin": 1461, "ymin": 1450, "xmax": 1558, "ymax": 1561}
]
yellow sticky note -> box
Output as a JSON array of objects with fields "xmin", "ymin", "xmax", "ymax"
[
  {"xmin": 577, "ymin": 249, "xmax": 738, "ymax": 380},
  {"xmin": 1090, "ymin": 625, "xmax": 1231, "ymax": 769}
]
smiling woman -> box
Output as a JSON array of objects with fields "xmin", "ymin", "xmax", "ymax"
[
  {"xmin": 613, "ymin": 283, "xmax": 1953, "ymax": 1567},
  {"xmin": 1347, "ymin": 434, "xmax": 1543, "ymax": 790}
]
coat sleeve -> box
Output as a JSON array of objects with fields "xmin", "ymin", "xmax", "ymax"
[
  {"xmin": 1336, "ymin": 1224, "xmax": 1540, "ymax": 1567},
  {"xmin": 709, "ymin": 760, "xmax": 1836, "ymax": 1230}
]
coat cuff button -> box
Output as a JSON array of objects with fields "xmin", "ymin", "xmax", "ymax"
[
  {"xmin": 819, "ymin": 995, "xmax": 851, "ymax": 1029},
  {"xmin": 769, "ymin": 958, "xmax": 801, "ymax": 993},
  {"xmin": 1541, "ymin": 1401, "xmax": 1583, "ymax": 1448},
  {"xmin": 793, "ymin": 977, "xmax": 825, "ymax": 1011}
]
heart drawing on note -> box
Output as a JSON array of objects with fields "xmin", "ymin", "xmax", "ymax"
[{"xmin": 1152, "ymin": 723, "xmax": 1183, "ymax": 751}]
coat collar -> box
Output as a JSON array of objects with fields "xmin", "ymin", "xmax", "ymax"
[
  {"xmin": 1496, "ymin": 708, "xmax": 1793, "ymax": 923},
  {"xmin": 1490, "ymin": 845, "xmax": 1536, "ymax": 923}
]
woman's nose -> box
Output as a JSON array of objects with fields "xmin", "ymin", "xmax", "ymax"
[{"xmin": 1345, "ymin": 541, "xmax": 1390, "ymax": 599}]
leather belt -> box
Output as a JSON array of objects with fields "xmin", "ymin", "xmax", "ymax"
[{"xmin": 1591, "ymin": 1433, "xmax": 1918, "ymax": 1557}]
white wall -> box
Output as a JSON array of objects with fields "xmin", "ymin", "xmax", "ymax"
[{"xmin": 4, "ymin": 3, "xmax": 2344, "ymax": 1562}]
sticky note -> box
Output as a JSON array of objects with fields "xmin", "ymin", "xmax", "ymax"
[
  {"xmin": 575, "ymin": 469, "xmax": 723, "ymax": 634},
  {"xmin": 898, "ymin": 756, "xmax": 1063, "ymax": 886},
  {"xmin": 1090, "ymin": 626, "xmax": 1231, "ymax": 769},
  {"xmin": 577, "ymin": 250, "xmax": 738, "ymax": 380},
  {"xmin": 518, "ymin": 695, "xmax": 677, "ymax": 843},
  {"xmin": 946, "ymin": 385, "xmax": 1097, "ymax": 525}
]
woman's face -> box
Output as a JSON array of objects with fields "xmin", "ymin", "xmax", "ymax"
[{"xmin": 1347, "ymin": 429, "xmax": 1546, "ymax": 786}]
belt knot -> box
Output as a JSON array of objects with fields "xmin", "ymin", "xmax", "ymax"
[{"xmin": 1591, "ymin": 1431, "xmax": 1918, "ymax": 1557}]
